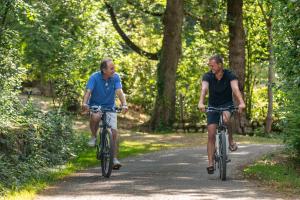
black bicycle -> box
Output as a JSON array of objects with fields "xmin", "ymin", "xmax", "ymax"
[
  {"xmin": 90, "ymin": 106, "xmax": 122, "ymax": 178},
  {"xmin": 206, "ymin": 106, "xmax": 237, "ymax": 181}
]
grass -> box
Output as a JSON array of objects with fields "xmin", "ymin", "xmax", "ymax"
[
  {"xmin": 244, "ymin": 151, "xmax": 300, "ymax": 196},
  {"xmin": 235, "ymin": 134, "xmax": 282, "ymax": 144}
]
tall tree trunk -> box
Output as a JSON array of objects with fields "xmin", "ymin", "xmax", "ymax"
[
  {"xmin": 150, "ymin": 0, "xmax": 184, "ymax": 130},
  {"xmin": 227, "ymin": 0, "xmax": 246, "ymax": 134},
  {"xmin": 258, "ymin": 2, "xmax": 274, "ymax": 133},
  {"xmin": 265, "ymin": 22, "xmax": 274, "ymax": 133}
]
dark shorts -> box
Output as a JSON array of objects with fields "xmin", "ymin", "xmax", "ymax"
[{"xmin": 207, "ymin": 103, "xmax": 234, "ymax": 125}]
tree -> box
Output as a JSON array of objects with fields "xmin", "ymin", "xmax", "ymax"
[
  {"xmin": 258, "ymin": 0, "xmax": 274, "ymax": 133},
  {"xmin": 227, "ymin": 0, "xmax": 246, "ymax": 134},
  {"xmin": 105, "ymin": 0, "xmax": 184, "ymax": 130},
  {"xmin": 150, "ymin": 0, "xmax": 184, "ymax": 130}
]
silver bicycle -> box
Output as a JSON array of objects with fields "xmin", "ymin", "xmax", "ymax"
[{"xmin": 207, "ymin": 106, "xmax": 237, "ymax": 180}]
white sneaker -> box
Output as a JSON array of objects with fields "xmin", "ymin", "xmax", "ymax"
[
  {"xmin": 88, "ymin": 137, "xmax": 96, "ymax": 147},
  {"xmin": 113, "ymin": 158, "xmax": 122, "ymax": 170}
]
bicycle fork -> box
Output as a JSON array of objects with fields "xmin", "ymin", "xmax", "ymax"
[
  {"xmin": 96, "ymin": 128, "xmax": 104, "ymax": 160},
  {"xmin": 215, "ymin": 130, "xmax": 231, "ymax": 163}
]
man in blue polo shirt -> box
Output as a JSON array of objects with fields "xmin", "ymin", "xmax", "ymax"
[{"xmin": 82, "ymin": 58, "xmax": 128, "ymax": 169}]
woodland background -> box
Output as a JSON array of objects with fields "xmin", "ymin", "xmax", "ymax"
[{"xmin": 0, "ymin": 0, "xmax": 299, "ymax": 196}]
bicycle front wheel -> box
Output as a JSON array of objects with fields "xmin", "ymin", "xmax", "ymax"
[
  {"xmin": 100, "ymin": 129, "xmax": 114, "ymax": 178},
  {"xmin": 219, "ymin": 132, "xmax": 227, "ymax": 181}
]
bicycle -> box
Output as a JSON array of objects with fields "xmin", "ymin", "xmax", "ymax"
[
  {"xmin": 90, "ymin": 106, "xmax": 122, "ymax": 178},
  {"xmin": 206, "ymin": 106, "xmax": 237, "ymax": 181}
]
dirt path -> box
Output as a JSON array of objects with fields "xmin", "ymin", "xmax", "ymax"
[{"xmin": 35, "ymin": 144, "xmax": 296, "ymax": 200}]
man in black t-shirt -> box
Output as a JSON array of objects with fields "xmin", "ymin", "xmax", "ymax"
[{"xmin": 198, "ymin": 55, "xmax": 245, "ymax": 174}]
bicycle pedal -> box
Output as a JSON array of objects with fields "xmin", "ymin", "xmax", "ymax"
[{"xmin": 226, "ymin": 159, "xmax": 231, "ymax": 163}]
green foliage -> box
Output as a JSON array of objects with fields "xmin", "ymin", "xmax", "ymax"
[
  {"xmin": 274, "ymin": 0, "xmax": 300, "ymax": 86},
  {"xmin": 282, "ymin": 90, "xmax": 300, "ymax": 156},
  {"xmin": 0, "ymin": 106, "xmax": 84, "ymax": 195},
  {"xmin": 273, "ymin": 0, "xmax": 300, "ymax": 155}
]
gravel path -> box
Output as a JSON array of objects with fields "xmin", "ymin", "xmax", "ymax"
[{"xmin": 36, "ymin": 144, "xmax": 296, "ymax": 200}]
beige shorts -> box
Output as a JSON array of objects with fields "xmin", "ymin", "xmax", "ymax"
[
  {"xmin": 90, "ymin": 112, "xmax": 117, "ymax": 130},
  {"xmin": 102, "ymin": 112, "xmax": 117, "ymax": 130}
]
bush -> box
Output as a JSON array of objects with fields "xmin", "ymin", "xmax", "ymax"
[
  {"xmin": 0, "ymin": 104, "xmax": 84, "ymax": 195},
  {"xmin": 283, "ymin": 90, "xmax": 300, "ymax": 157}
]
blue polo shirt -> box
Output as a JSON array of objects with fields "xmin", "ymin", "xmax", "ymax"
[{"xmin": 86, "ymin": 72, "xmax": 122, "ymax": 108}]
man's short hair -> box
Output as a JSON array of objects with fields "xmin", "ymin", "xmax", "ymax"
[
  {"xmin": 100, "ymin": 58, "xmax": 112, "ymax": 72},
  {"xmin": 209, "ymin": 55, "xmax": 223, "ymax": 65}
]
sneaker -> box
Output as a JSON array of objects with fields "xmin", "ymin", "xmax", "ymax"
[
  {"xmin": 113, "ymin": 158, "xmax": 122, "ymax": 170},
  {"xmin": 88, "ymin": 137, "xmax": 96, "ymax": 147}
]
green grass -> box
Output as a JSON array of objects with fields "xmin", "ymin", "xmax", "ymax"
[
  {"xmin": 235, "ymin": 134, "xmax": 283, "ymax": 144},
  {"xmin": 244, "ymin": 153, "xmax": 300, "ymax": 195}
]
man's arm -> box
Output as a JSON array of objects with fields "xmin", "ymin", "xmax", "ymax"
[
  {"xmin": 82, "ymin": 89, "xmax": 91, "ymax": 111},
  {"xmin": 198, "ymin": 81, "xmax": 209, "ymax": 112},
  {"xmin": 116, "ymin": 88, "xmax": 128, "ymax": 112},
  {"xmin": 230, "ymin": 80, "xmax": 246, "ymax": 113}
]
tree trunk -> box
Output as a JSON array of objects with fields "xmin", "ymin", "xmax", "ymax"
[
  {"xmin": 265, "ymin": 21, "xmax": 274, "ymax": 133},
  {"xmin": 258, "ymin": 2, "xmax": 274, "ymax": 133},
  {"xmin": 227, "ymin": 0, "xmax": 246, "ymax": 134},
  {"xmin": 150, "ymin": 0, "xmax": 184, "ymax": 130}
]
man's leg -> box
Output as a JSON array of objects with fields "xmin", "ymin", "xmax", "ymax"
[
  {"xmin": 207, "ymin": 124, "xmax": 217, "ymax": 167},
  {"xmin": 223, "ymin": 111, "xmax": 237, "ymax": 151},
  {"xmin": 111, "ymin": 129, "xmax": 119, "ymax": 158},
  {"xmin": 108, "ymin": 113, "xmax": 121, "ymax": 169},
  {"xmin": 88, "ymin": 112, "xmax": 101, "ymax": 146}
]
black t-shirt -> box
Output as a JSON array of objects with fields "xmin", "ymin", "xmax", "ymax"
[{"xmin": 202, "ymin": 69, "xmax": 237, "ymax": 107}]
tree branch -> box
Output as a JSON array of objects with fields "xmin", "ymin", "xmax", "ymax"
[
  {"xmin": 126, "ymin": 0, "xmax": 163, "ymax": 17},
  {"xmin": 104, "ymin": 2, "xmax": 159, "ymax": 60},
  {"xmin": 257, "ymin": 1, "xmax": 271, "ymax": 28}
]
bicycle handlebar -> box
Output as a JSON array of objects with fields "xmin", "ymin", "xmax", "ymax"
[
  {"xmin": 206, "ymin": 105, "xmax": 237, "ymax": 113},
  {"xmin": 89, "ymin": 105, "xmax": 122, "ymax": 113}
]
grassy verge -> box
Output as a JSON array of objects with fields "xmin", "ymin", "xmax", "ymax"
[
  {"xmin": 244, "ymin": 151, "xmax": 300, "ymax": 196},
  {"xmin": 235, "ymin": 134, "xmax": 282, "ymax": 144}
]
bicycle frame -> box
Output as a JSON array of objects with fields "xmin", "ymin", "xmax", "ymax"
[
  {"xmin": 207, "ymin": 106, "xmax": 236, "ymax": 180},
  {"xmin": 90, "ymin": 106, "xmax": 121, "ymax": 178},
  {"xmin": 215, "ymin": 111, "xmax": 229, "ymax": 157}
]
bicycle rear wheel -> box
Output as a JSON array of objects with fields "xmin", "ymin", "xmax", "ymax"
[
  {"xmin": 100, "ymin": 129, "xmax": 114, "ymax": 178},
  {"xmin": 219, "ymin": 132, "xmax": 227, "ymax": 180}
]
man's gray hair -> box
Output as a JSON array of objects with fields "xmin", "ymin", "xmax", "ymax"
[
  {"xmin": 209, "ymin": 55, "xmax": 223, "ymax": 65},
  {"xmin": 100, "ymin": 58, "xmax": 112, "ymax": 72}
]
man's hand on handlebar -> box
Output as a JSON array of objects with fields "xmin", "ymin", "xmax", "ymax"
[
  {"xmin": 121, "ymin": 104, "xmax": 128, "ymax": 114},
  {"xmin": 198, "ymin": 102, "xmax": 206, "ymax": 112},
  {"xmin": 238, "ymin": 103, "xmax": 246, "ymax": 114},
  {"xmin": 81, "ymin": 103, "xmax": 89, "ymax": 114}
]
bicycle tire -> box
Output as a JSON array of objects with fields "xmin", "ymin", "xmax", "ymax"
[
  {"xmin": 100, "ymin": 129, "xmax": 114, "ymax": 178},
  {"xmin": 219, "ymin": 132, "xmax": 227, "ymax": 180}
]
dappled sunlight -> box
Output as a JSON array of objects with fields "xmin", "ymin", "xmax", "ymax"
[
  {"xmin": 36, "ymin": 145, "xmax": 285, "ymax": 200},
  {"xmin": 231, "ymin": 151, "xmax": 251, "ymax": 155},
  {"xmin": 164, "ymin": 162, "xmax": 190, "ymax": 166},
  {"xmin": 140, "ymin": 159, "xmax": 156, "ymax": 163}
]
